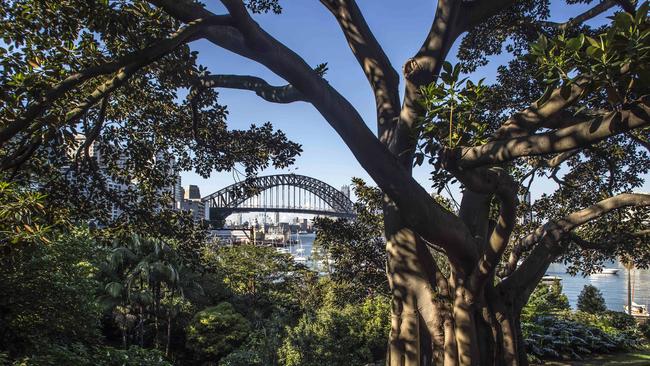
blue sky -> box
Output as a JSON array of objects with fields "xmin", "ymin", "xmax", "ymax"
[{"xmin": 181, "ymin": 1, "xmax": 649, "ymax": 203}]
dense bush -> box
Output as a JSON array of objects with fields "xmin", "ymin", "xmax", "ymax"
[
  {"xmin": 2, "ymin": 344, "xmax": 172, "ymax": 366},
  {"xmin": 0, "ymin": 229, "xmax": 102, "ymax": 356},
  {"xmin": 186, "ymin": 302, "xmax": 251, "ymax": 362},
  {"xmin": 279, "ymin": 295, "xmax": 390, "ymax": 366},
  {"xmin": 640, "ymin": 321, "xmax": 650, "ymax": 341},
  {"xmin": 523, "ymin": 315, "xmax": 641, "ymax": 362},
  {"xmin": 577, "ymin": 285, "xmax": 607, "ymax": 313},
  {"xmin": 522, "ymin": 282, "xmax": 570, "ymax": 320}
]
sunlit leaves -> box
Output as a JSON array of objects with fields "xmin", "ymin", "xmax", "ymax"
[{"xmin": 528, "ymin": 3, "xmax": 650, "ymax": 107}]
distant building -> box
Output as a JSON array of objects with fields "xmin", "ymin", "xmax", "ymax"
[
  {"xmin": 178, "ymin": 185, "xmax": 206, "ymax": 223},
  {"xmin": 184, "ymin": 185, "xmax": 201, "ymax": 200},
  {"xmin": 68, "ymin": 134, "xmax": 180, "ymax": 221},
  {"xmin": 173, "ymin": 177, "xmax": 183, "ymax": 210},
  {"xmin": 181, "ymin": 199, "xmax": 205, "ymax": 223},
  {"xmin": 518, "ymin": 191, "xmax": 534, "ymax": 224}
]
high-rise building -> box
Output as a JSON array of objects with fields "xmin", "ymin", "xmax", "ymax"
[
  {"xmin": 67, "ymin": 134, "xmax": 183, "ymax": 222},
  {"xmin": 184, "ymin": 185, "xmax": 201, "ymax": 201},
  {"xmin": 181, "ymin": 199, "xmax": 206, "ymax": 222}
]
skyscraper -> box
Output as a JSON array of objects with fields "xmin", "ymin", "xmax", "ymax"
[{"xmin": 184, "ymin": 185, "xmax": 201, "ymax": 200}]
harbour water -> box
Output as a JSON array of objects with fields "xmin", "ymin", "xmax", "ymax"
[
  {"xmin": 291, "ymin": 234, "xmax": 649, "ymax": 312},
  {"xmin": 546, "ymin": 262, "xmax": 650, "ymax": 312}
]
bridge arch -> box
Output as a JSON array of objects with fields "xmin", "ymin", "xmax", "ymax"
[{"xmin": 201, "ymin": 174, "xmax": 355, "ymax": 222}]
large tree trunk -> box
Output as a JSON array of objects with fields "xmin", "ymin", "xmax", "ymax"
[{"xmin": 387, "ymin": 286, "xmax": 527, "ymax": 366}]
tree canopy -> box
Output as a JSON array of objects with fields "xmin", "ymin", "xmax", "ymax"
[{"xmin": 1, "ymin": 1, "xmax": 649, "ymax": 365}]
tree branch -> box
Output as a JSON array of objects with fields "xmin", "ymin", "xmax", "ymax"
[
  {"xmin": 627, "ymin": 130, "xmax": 650, "ymax": 153},
  {"xmin": 320, "ymin": 0, "xmax": 401, "ymax": 129},
  {"xmin": 492, "ymin": 78, "xmax": 591, "ymax": 140},
  {"xmin": 392, "ymin": 0, "xmax": 464, "ymax": 164},
  {"xmin": 0, "ymin": 15, "xmax": 230, "ymax": 147},
  {"xmin": 453, "ymin": 97, "xmax": 650, "ymax": 169},
  {"xmin": 198, "ymin": 74, "xmax": 306, "ymax": 103},
  {"xmin": 220, "ymin": 0, "xmax": 268, "ymax": 50},
  {"xmin": 538, "ymin": 1, "xmax": 617, "ymax": 31},
  {"xmin": 150, "ymin": 0, "xmax": 481, "ymax": 269},
  {"xmin": 501, "ymin": 192, "xmax": 650, "ymax": 307},
  {"xmin": 448, "ymin": 167, "xmax": 519, "ymax": 286}
]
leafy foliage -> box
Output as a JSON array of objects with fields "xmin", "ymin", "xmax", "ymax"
[
  {"xmin": 203, "ymin": 244, "xmax": 312, "ymax": 318},
  {"xmin": 529, "ymin": 3, "xmax": 650, "ymax": 107},
  {"xmin": 185, "ymin": 302, "xmax": 251, "ymax": 362},
  {"xmin": 577, "ymin": 284, "xmax": 607, "ymax": 313},
  {"xmin": 7, "ymin": 344, "xmax": 172, "ymax": 366},
  {"xmin": 0, "ymin": 0, "xmax": 301, "ymax": 228},
  {"xmin": 0, "ymin": 228, "xmax": 102, "ymax": 356},
  {"xmin": 313, "ymin": 178, "xmax": 387, "ymax": 297},
  {"xmin": 523, "ymin": 314, "xmax": 641, "ymax": 362},
  {"xmin": 522, "ymin": 282, "xmax": 570, "ymax": 320},
  {"xmin": 279, "ymin": 293, "xmax": 390, "ymax": 366}
]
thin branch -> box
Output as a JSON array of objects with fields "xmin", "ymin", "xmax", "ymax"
[
  {"xmin": 568, "ymin": 232, "xmax": 604, "ymax": 250},
  {"xmin": 501, "ymin": 192, "xmax": 650, "ymax": 307},
  {"xmin": 627, "ymin": 130, "xmax": 650, "ymax": 153},
  {"xmin": 539, "ymin": 1, "xmax": 617, "ymax": 31}
]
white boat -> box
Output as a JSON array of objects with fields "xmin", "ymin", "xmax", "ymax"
[
  {"xmin": 624, "ymin": 302, "xmax": 649, "ymax": 317},
  {"xmin": 275, "ymin": 247, "xmax": 290, "ymax": 255},
  {"xmin": 598, "ymin": 268, "xmax": 620, "ymax": 275},
  {"xmin": 541, "ymin": 275, "xmax": 562, "ymax": 284},
  {"xmin": 292, "ymin": 232, "xmax": 308, "ymax": 263}
]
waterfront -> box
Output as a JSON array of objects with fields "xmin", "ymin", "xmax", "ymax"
[
  {"xmin": 289, "ymin": 236, "xmax": 650, "ymax": 312},
  {"xmin": 547, "ymin": 262, "xmax": 650, "ymax": 312}
]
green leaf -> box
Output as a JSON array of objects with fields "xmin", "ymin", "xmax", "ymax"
[
  {"xmin": 105, "ymin": 282, "xmax": 124, "ymax": 298},
  {"xmin": 442, "ymin": 61, "xmax": 452, "ymax": 74},
  {"xmin": 566, "ymin": 35, "xmax": 584, "ymax": 53},
  {"xmin": 586, "ymin": 36, "xmax": 600, "ymax": 48}
]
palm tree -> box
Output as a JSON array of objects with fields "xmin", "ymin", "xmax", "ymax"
[{"xmin": 98, "ymin": 234, "xmax": 203, "ymax": 353}]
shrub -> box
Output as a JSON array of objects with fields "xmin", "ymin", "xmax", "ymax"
[
  {"xmin": 523, "ymin": 314, "xmax": 641, "ymax": 361},
  {"xmin": 0, "ymin": 229, "xmax": 102, "ymax": 355},
  {"xmin": 577, "ymin": 285, "xmax": 607, "ymax": 313},
  {"xmin": 603, "ymin": 310, "xmax": 637, "ymax": 331},
  {"xmin": 186, "ymin": 302, "xmax": 250, "ymax": 362},
  {"xmin": 6, "ymin": 344, "xmax": 172, "ymax": 366},
  {"xmin": 522, "ymin": 282, "xmax": 570, "ymax": 320},
  {"xmin": 279, "ymin": 295, "xmax": 390, "ymax": 366},
  {"xmin": 640, "ymin": 321, "xmax": 650, "ymax": 341}
]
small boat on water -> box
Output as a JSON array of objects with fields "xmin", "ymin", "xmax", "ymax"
[
  {"xmin": 290, "ymin": 232, "xmax": 308, "ymax": 263},
  {"xmin": 624, "ymin": 302, "xmax": 649, "ymax": 317},
  {"xmin": 598, "ymin": 268, "xmax": 620, "ymax": 275},
  {"xmin": 541, "ymin": 275, "xmax": 562, "ymax": 284}
]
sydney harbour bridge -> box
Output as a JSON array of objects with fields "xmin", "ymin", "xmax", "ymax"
[{"xmin": 201, "ymin": 174, "xmax": 356, "ymax": 224}]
